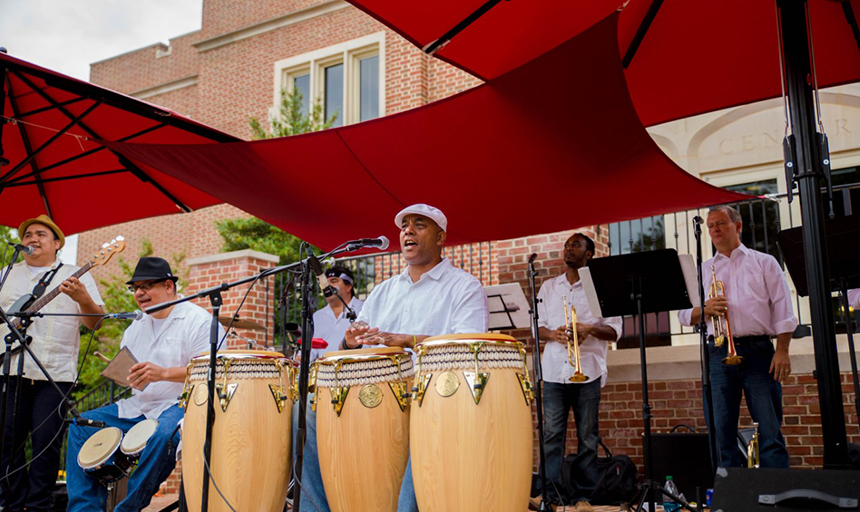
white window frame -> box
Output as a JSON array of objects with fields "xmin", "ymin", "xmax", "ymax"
[{"xmin": 272, "ymin": 32, "xmax": 386, "ymax": 126}]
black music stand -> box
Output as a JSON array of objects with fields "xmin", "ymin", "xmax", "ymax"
[
  {"xmin": 585, "ymin": 249, "xmax": 694, "ymax": 512},
  {"xmin": 778, "ymin": 215, "xmax": 860, "ymax": 425}
]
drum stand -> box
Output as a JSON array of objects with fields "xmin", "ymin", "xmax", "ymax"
[{"xmin": 526, "ymin": 255, "xmax": 552, "ymax": 511}]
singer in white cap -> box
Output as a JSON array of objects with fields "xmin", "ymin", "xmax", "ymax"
[{"xmin": 339, "ymin": 203, "xmax": 489, "ymax": 512}]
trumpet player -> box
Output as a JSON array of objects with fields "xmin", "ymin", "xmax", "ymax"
[
  {"xmin": 537, "ymin": 233, "xmax": 621, "ymax": 511},
  {"xmin": 678, "ymin": 206, "xmax": 797, "ymax": 469}
]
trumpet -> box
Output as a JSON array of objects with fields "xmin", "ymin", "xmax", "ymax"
[
  {"xmin": 747, "ymin": 422, "xmax": 760, "ymax": 469},
  {"xmin": 709, "ymin": 265, "xmax": 743, "ymax": 366},
  {"xmin": 563, "ymin": 295, "xmax": 588, "ymax": 382}
]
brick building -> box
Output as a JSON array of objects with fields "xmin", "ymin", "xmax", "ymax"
[{"xmin": 75, "ymin": 0, "xmax": 859, "ymax": 497}]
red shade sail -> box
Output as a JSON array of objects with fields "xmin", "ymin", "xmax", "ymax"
[
  {"xmin": 0, "ymin": 52, "xmax": 238, "ymax": 235},
  {"xmin": 346, "ymin": 0, "xmax": 860, "ymax": 126},
  {"xmin": 103, "ymin": 16, "xmax": 749, "ymax": 252}
]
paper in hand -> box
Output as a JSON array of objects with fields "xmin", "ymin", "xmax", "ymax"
[{"xmin": 99, "ymin": 346, "xmax": 146, "ymax": 390}]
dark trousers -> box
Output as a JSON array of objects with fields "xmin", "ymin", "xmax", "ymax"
[
  {"xmin": 0, "ymin": 377, "xmax": 72, "ymax": 512},
  {"xmin": 543, "ymin": 379, "xmax": 601, "ymax": 504}
]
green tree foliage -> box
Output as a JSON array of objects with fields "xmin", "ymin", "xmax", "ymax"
[
  {"xmin": 216, "ymin": 217, "xmax": 316, "ymax": 266},
  {"xmin": 73, "ymin": 239, "xmax": 187, "ymax": 402},
  {"xmin": 248, "ymin": 88, "xmax": 337, "ymax": 139},
  {"xmin": 0, "ymin": 226, "xmax": 21, "ymax": 268}
]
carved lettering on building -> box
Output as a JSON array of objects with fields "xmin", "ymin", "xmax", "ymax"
[{"xmin": 719, "ymin": 119, "xmax": 850, "ymax": 154}]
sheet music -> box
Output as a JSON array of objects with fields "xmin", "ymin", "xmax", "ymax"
[
  {"xmin": 679, "ymin": 254, "xmax": 703, "ymax": 310},
  {"xmin": 578, "ymin": 267, "xmax": 605, "ymax": 319}
]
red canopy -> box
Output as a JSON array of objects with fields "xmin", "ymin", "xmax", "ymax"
[
  {"xmin": 0, "ymin": 52, "xmax": 237, "ymax": 235},
  {"xmin": 346, "ymin": 0, "xmax": 860, "ymax": 126},
  {"xmin": 103, "ymin": 16, "xmax": 749, "ymax": 251}
]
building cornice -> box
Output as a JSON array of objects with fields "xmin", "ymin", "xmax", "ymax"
[
  {"xmin": 193, "ymin": 0, "xmax": 351, "ymax": 53},
  {"xmin": 131, "ymin": 75, "xmax": 199, "ymax": 100}
]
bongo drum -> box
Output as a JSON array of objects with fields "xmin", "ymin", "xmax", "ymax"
[
  {"xmin": 182, "ymin": 350, "xmax": 296, "ymax": 512},
  {"xmin": 78, "ymin": 427, "xmax": 130, "ymax": 486},
  {"xmin": 120, "ymin": 419, "xmax": 158, "ymax": 464},
  {"xmin": 410, "ymin": 334, "xmax": 534, "ymax": 512},
  {"xmin": 314, "ymin": 347, "xmax": 413, "ymax": 512}
]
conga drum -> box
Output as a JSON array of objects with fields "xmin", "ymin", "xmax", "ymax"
[
  {"xmin": 182, "ymin": 351, "xmax": 296, "ymax": 512},
  {"xmin": 314, "ymin": 347, "xmax": 413, "ymax": 512},
  {"xmin": 411, "ymin": 334, "xmax": 534, "ymax": 512}
]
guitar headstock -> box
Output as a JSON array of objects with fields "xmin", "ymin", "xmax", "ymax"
[{"xmin": 89, "ymin": 236, "xmax": 127, "ymax": 268}]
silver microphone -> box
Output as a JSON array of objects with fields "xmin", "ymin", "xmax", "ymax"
[
  {"xmin": 8, "ymin": 243, "xmax": 34, "ymax": 255},
  {"xmin": 104, "ymin": 310, "xmax": 145, "ymax": 321},
  {"xmin": 355, "ymin": 236, "xmax": 390, "ymax": 250}
]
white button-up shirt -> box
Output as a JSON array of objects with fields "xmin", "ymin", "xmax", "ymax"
[
  {"xmin": 311, "ymin": 297, "xmax": 364, "ymax": 362},
  {"xmin": 848, "ymin": 289, "xmax": 860, "ymax": 310},
  {"xmin": 678, "ymin": 244, "xmax": 798, "ymax": 337},
  {"xmin": 0, "ymin": 260, "xmax": 103, "ymax": 382},
  {"xmin": 538, "ymin": 274, "xmax": 622, "ymax": 386},
  {"xmin": 357, "ymin": 258, "xmax": 489, "ymax": 348},
  {"xmin": 117, "ymin": 299, "xmax": 221, "ymax": 419}
]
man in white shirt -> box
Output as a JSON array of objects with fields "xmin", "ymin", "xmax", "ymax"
[
  {"xmin": 537, "ymin": 233, "xmax": 622, "ymax": 512},
  {"xmin": 0, "ymin": 214, "xmax": 104, "ymax": 512},
  {"xmin": 294, "ymin": 265, "xmax": 364, "ymax": 512},
  {"xmin": 65, "ymin": 257, "xmax": 222, "ymax": 512},
  {"xmin": 342, "ymin": 203, "xmax": 489, "ymax": 512},
  {"xmin": 678, "ymin": 205, "xmax": 797, "ymax": 468}
]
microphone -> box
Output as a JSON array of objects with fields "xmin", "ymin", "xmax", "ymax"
[
  {"xmin": 528, "ymin": 253, "xmax": 538, "ymax": 264},
  {"xmin": 8, "ymin": 243, "xmax": 34, "ymax": 255},
  {"xmin": 73, "ymin": 417, "xmax": 106, "ymax": 428},
  {"xmin": 348, "ymin": 236, "xmax": 390, "ymax": 250},
  {"xmin": 306, "ymin": 248, "xmax": 338, "ymax": 297},
  {"xmin": 104, "ymin": 310, "xmax": 145, "ymax": 321},
  {"xmin": 693, "ymin": 215, "xmax": 704, "ymax": 225}
]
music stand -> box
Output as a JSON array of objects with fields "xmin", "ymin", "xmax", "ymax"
[
  {"xmin": 583, "ymin": 249, "xmax": 693, "ymax": 512},
  {"xmin": 778, "ymin": 215, "xmax": 860, "ymax": 425},
  {"xmin": 485, "ymin": 283, "xmax": 530, "ymax": 330}
]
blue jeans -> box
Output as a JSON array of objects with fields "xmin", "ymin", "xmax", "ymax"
[
  {"xmin": 705, "ymin": 338, "xmax": 789, "ymax": 468},
  {"xmin": 66, "ymin": 404, "xmax": 183, "ymax": 512},
  {"xmin": 543, "ymin": 380, "xmax": 601, "ymax": 504},
  {"xmin": 293, "ymin": 395, "xmax": 418, "ymax": 512}
]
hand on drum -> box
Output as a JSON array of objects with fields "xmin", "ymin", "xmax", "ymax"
[
  {"xmin": 128, "ymin": 362, "xmax": 168, "ymax": 390},
  {"xmin": 355, "ymin": 327, "xmax": 401, "ymax": 347}
]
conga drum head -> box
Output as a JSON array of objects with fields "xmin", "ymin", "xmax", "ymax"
[
  {"xmin": 121, "ymin": 419, "xmax": 158, "ymax": 457},
  {"xmin": 191, "ymin": 349, "xmax": 286, "ymax": 362},
  {"xmin": 317, "ymin": 346, "xmax": 406, "ymax": 361},
  {"xmin": 78, "ymin": 427, "xmax": 122, "ymax": 469}
]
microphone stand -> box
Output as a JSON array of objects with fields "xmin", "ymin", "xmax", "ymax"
[
  {"xmin": 333, "ymin": 292, "xmax": 357, "ymax": 322},
  {"xmin": 527, "ymin": 255, "xmax": 551, "ymax": 511},
  {"xmin": 693, "ymin": 217, "xmax": 719, "ymax": 475},
  {"xmin": 143, "ymin": 240, "xmax": 365, "ymax": 512}
]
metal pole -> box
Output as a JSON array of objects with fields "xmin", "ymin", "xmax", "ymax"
[{"xmin": 777, "ymin": 0, "xmax": 849, "ymax": 468}]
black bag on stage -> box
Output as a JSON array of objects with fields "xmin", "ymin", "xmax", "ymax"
[{"xmin": 560, "ymin": 437, "xmax": 639, "ymax": 505}]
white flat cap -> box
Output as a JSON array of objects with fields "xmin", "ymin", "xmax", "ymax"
[{"xmin": 394, "ymin": 203, "xmax": 448, "ymax": 232}]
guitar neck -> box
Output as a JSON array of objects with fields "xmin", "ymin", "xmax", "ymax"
[{"xmin": 11, "ymin": 262, "xmax": 93, "ymax": 329}]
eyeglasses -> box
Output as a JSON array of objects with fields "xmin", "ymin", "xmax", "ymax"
[{"xmin": 127, "ymin": 279, "xmax": 167, "ymax": 293}]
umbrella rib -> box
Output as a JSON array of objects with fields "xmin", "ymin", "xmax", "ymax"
[
  {"xmin": 334, "ymin": 131, "xmax": 405, "ymax": 207},
  {"xmin": 18, "ymin": 122, "xmax": 167, "ymax": 180},
  {"xmin": 0, "ymin": 96, "xmax": 101, "ymax": 184},
  {"xmin": 621, "ymin": 0, "xmax": 665, "ymax": 69},
  {"xmin": 5, "ymin": 169, "xmax": 127, "ymax": 187},
  {"xmin": 11, "ymin": 70, "xmax": 193, "ymax": 213},
  {"xmin": 423, "ymin": 0, "xmax": 507, "ymax": 55},
  {"xmin": 14, "ymin": 97, "xmax": 89, "ymax": 119},
  {"xmin": 842, "ymin": 0, "xmax": 860, "ymax": 56},
  {"xmin": 119, "ymin": 155, "xmax": 192, "ymax": 213}
]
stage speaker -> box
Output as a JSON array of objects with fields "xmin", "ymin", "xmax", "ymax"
[
  {"xmin": 712, "ymin": 467, "xmax": 860, "ymax": 512},
  {"xmin": 651, "ymin": 430, "xmax": 713, "ymax": 500}
]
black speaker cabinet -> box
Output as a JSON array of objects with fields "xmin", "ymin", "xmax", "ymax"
[
  {"xmin": 651, "ymin": 431, "xmax": 714, "ymax": 500},
  {"xmin": 712, "ymin": 467, "xmax": 860, "ymax": 512}
]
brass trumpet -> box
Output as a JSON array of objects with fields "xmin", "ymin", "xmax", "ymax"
[
  {"xmin": 709, "ymin": 265, "xmax": 743, "ymax": 366},
  {"xmin": 747, "ymin": 422, "xmax": 760, "ymax": 469},
  {"xmin": 563, "ymin": 295, "xmax": 588, "ymax": 382}
]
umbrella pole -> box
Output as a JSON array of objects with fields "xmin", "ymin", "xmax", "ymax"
[{"xmin": 777, "ymin": 0, "xmax": 849, "ymax": 469}]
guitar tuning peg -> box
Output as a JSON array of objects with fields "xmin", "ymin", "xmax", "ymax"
[
  {"xmin": 102, "ymin": 243, "xmax": 109, "ymax": 249},
  {"xmin": 116, "ymin": 236, "xmax": 125, "ymax": 241}
]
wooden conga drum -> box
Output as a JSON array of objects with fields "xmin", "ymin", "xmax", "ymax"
[
  {"xmin": 411, "ymin": 334, "xmax": 534, "ymax": 512},
  {"xmin": 182, "ymin": 351, "xmax": 296, "ymax": 512},
  {"xmin": 314, "ymin": 347, "xmax": 413, "ymax": 512}
]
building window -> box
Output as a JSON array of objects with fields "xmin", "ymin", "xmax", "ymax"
[
  {"xmin": 723, "ymin": 179, "xmax": 781, "ymax": 262},
  {"xmin": 272, "ymin": 33, "xmax": 385, "ymax": 127}
]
